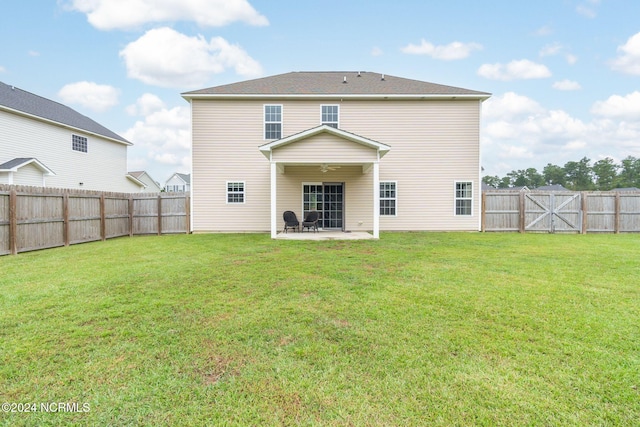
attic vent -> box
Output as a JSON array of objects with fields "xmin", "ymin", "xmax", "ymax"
[
  {"xmin": 343, "ymin": 76, "xmax": 347, "ymax": 84},
  {"xmin": 381, "ymin": 74, "xmax": 385, "ymax": 81},
  {"xmin": 357, "ymin": 72, "xmax": 361, "ymax": 77}
]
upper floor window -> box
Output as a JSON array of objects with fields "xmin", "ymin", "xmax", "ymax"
[
  {"xmin": 380, "ymin": 181, "xmax": 397, "ymax": 216},
  {"xmin": 72, "ymin": 135, "xmax": 87, "ymax": 153},
  {"xmin": 455, "ymin": 182, "xmax": 473, "ymax": 215},
  {"xmin": 264, "ymin": 105, "xmax": 282, "ymax": 139},
  {"xmin": 321, "ymin": 105, "xmax": 339, "ymax": 128},
  {"xmin": 227, "ymin": 181, "xmax": 245, "ymax": 204}
]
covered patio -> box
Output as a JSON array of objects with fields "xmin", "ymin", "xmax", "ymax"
[{"xmin": 259, "ymin": 125, "xmax": 391, "ymax": 240}]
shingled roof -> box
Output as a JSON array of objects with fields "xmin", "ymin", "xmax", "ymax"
[
  {"xmin": 182, "ymin": 71, "xmax": 490, "ymax": 99},
  {"xmin": 0, "ymin": 81, "xmax": 130, "ymax": 145}
]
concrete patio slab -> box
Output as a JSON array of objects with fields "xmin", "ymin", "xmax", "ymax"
[{"xmin": 275, "ymin": 231, "xmax": 375, "ymax": 240}]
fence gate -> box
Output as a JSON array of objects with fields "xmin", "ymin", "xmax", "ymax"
[{"xmin": 524, "ymin": 192, "xmax": 582, "ymax": 233}]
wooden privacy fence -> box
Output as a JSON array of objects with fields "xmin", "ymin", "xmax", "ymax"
[
  {"xmin": 0, "ymin": 184, "xmax": 190, "ymax": 256},
  {"xmin": 482, "ymin": 190, "xmax": 640, "ymax": 233}
]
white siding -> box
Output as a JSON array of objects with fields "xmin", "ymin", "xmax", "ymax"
[
  {"xmin": 0, "ymin": 110, "xmax": 137, "ymax": 192},
  {"xmin": 191, "ymin": 98, "xmax": 482, "ymax": 232}
]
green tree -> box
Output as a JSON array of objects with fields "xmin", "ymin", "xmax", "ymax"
[
  {"xmin": 616, "ymin": 156, "xmax": 640, "ymax": 188},
  {"xmin": 592, "ymin": 157, "xmax": 618, "ymax": 190},
  {"xmin": 564, "ymin": 157, "xmax": 593, "ymax": 190},
  {"xmin": 543, "ymin": 163, "xmax": 566, "ymax": 186},
  {"xmin": 482, "ymin": 175, "xmax": 501, "ymax": 188},
  {"xmin": 524, "ymin": 168, "xmax": 545, "ymax": 188}
]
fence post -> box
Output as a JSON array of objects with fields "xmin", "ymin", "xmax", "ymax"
[
  {"xmin": 481, "ymin": 192, "xmax": 486, "ymax": 232},
  {"xmin": 129, "ymin": 195, "xmax": 134, "ymax": 237},
  {"xmin": 581, "ymin": 192, "xmax": 588, "ymax": 234},
  {"xmin": 157, "ymin": 195, "xmax": 162, "ymax": 236},
  {"xmin": 518, "ymin": 191, "xmax": 525, "ymax": 233},
  {"xmin": 100, "ymin": 194, "xmax": 106, "ymax": 241},
  {"xmin": 614, "ymin": 193, "xmax": 621, "ymax": 234},
  {"xmin": 185, "ymin": 194, "xmax": 191, "ymax": 234},
  {"xmin": 9, "ymin": 189, "xmax": 17, "ymax": 255},
  {"xmin": 63, "ymin": 193, "xmax": 70, "ymax": 247}
]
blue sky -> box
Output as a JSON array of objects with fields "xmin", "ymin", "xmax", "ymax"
[{"xmin": 1, "ymin": 0, "xmax": 639, "ymax": 184}]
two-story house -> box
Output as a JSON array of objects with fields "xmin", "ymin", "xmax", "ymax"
[
  {"xmin": 0, "ymin": 81, "xmax": 144, "ymax": 192},
  {"xmin": 182, "ymin": 71, "xmax": 490, "ymax": 238}
]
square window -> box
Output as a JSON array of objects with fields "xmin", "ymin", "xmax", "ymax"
[
  {"xmin": 321, "ymin": 105, "xmax": 339, "ymax": 128},
  {"xmin": 227, "ymin": 182, "xmax": 245, "ymax": 204},
  {"xmin": 72, "ymin": 135, "xmax": 87, "ymax": 153}
]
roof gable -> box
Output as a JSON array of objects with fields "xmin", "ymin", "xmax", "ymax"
[
  {"xmin": 183, "ymin": 71, "xmax": 490, "ymax": 100},
  {"xmin": 0, "ymin": 81, "xmax": 131, "ymax": 145},
  {"xmin": 0, "ymin": 157, "xmax": 55, "ymax": 175},
  {"xmin": 259, "ymin": 125, "xmax": 390, "ymax": 158}
]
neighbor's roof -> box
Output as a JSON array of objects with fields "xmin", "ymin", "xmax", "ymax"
[
  {"xmin": 182, "ymin": 71, "xmax": 490, "ymax": 100},
  {"xmin": 0, "ymin": 81, "xmax": 131, "ymax": 146}
]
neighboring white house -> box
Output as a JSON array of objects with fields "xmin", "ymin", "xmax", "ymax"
[
  {"xmin": 0, "ymin": 81, "xmax": 143, "ymax": 192},
  {"xmin": 164, "ymin": 173, "xmax": 190, "ymax": 192},
  {"xmin": 129, "ymin": 170, "xmax": 163, "ymax": 193},
  {"xmin": 182, "ymin": 71, "xmax": 490, "ymax": 238}
]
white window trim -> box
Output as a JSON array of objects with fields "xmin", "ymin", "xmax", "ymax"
[
  {"xmin": 302, "ymin": 182, "xmax": 323, "ymax": 223},
  {"xmin": 226, "ymin": 181, "xmax": 246, "ymax": 204},
  {"xmin": 454, "ymin": 181, "xmax": 473, "ymax": 216},
  {"xmin": 320, "ymin": 104, "xmax": 339, "ymax": 128},
  {"xmin": 263, "ymin": 104, "xmax": 283, "ymax": 140},
  {"xmin": 380, "ymin": 180, "xmax": 397, "ymax": 217}
]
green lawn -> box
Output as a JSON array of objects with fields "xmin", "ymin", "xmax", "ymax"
[{"xmin": 0, "ymin": 233, "xmax": 638, "ymax": 426}]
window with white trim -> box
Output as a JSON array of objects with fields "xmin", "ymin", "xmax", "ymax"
[
  {"xmin": 380, "ymin": 181, "xmax": 396, "ymax": 216},
  {"xmin": 321, "ymin": 105, "xmax": 339, "ymax": 128},
  {"xmin": 455, "ymin": 182, "xmax": 473, "ymax": 215},
  {"xmin": 264, "ymin": 105, "xmax": 282, "ymax": 139},
  {"xmin": 227, "ymin": 181, "xmax": 245, "ymax": 204},
  {"xmin": 72, "ymin": 134, "xmax": 87, "ymax": 153}
]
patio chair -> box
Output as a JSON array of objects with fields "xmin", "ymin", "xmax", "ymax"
[
  {"xmin": 302, "ymin": 211, "xmax": 319, "ymax": 233},
  {"xmin": 283, "ymin": 211, "xmax": 300, "ymax": 233}
]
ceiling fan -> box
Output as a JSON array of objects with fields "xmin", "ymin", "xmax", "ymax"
[{"xmin": 320, "ymin": 164, "xmax": 341, "ymax": 173}]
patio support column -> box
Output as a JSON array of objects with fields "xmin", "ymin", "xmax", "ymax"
[
  {"xmin": 270, "ymin": 161, "xmax": 277, "ymax": 238},
  {"xmin": 373, "ymin": 162, "xmax": 380, "ymax": 239}
]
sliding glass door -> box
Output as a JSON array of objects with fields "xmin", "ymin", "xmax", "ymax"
[{"xmin": 302, "ymin": 183, "xmax": 344, "ymax": 230}]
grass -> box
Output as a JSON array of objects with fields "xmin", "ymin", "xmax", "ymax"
[{"xmin": 0, "ymin": 232, "xmax": 638, "ymax": 426}]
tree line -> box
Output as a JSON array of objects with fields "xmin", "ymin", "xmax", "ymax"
[{"xmin": 483, "ymin": 156, "xmax": 640, "ymax": 191}]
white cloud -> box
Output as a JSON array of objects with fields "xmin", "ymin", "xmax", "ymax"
[
  {"xmin": 610, "ymin": 32, "xmax": 640, "ymax": 75},
  {"xmin": 371, "ymin": 47, "xmax": 383, "ymax": 57},
  {"xmin": 401, "ymin": 39, "xmax": 482, "ymax": 60},
  {"xmin": 0, "ymin": 65, "xmax": 5, "ymax": 73},
  {"xmin": 534, "ymin": 25, "xmax": 553, "ymax": 36},
  {"xmin": 477, "ymin": 59, "xmax": 552, "ymax": 81},
  {"xmin": 482, "ymin": 92, "xmax": 545, "ymax": 120},
  {"xmin": 57, "ymin": 81, "xmax": 120, "ymax": 112},
  {"xmin": 539, "ymin": 42, "xmax": 563, "ymax": 57},
  {"xmin": 481, "ymin": 91, "xmax": 640, "ymax": 177},
  {"xmin": 119, "ymin": 27, "xmax": 263, "ymax": 88},
  {"xmin": 63, "ymin": 0, "xmax": 268, "ymax": 30},
  {"xmin": 566, "ymin": 54, "xmax": 578, "ymax": 65},
  {"xmin": 28, "ymin": 50, "xmax": 40, "ymax": 57},
  {"xmin": 591, "ymin": 91, "xmax": 640, "ymax": 120},
  {"xmin": 576, "ymin": 5, "xmax": 596, "ymax": 18},
  {"xmin": 124, "ymin": 104, "xmax": 192, "ymax": 179},
  {"xmin": 553, "ymin": 79, "xmax": 581, "ymax": 91},
  {"xmin": 126, "ymin": 93, "xmax": 166, "ymax": 116}
]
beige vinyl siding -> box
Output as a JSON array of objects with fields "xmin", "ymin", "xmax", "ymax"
[
  {"xmin": 190, "ymin": 98, "xmax": 481, "ymax": 232},
  {"xmin": 0, "ymin": 110, "xmax": 137, "ymax": 192},
  {"xmin": 272, "ymin": 133, "xmax": 378, "ymax": 163},
  {"xmin": 14, "ymin": 163, "xmax": 44, "ymax": 186}
]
